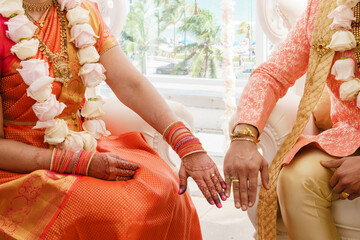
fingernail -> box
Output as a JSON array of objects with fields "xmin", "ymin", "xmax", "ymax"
[
  {"xmin": 242, "ymin": 204, "xmax": 247, "ymax": 211},
  {"xmin": 235, "ymin": 202, "xmax": 241, "ymax": 209},
  {"xmin": 217, "ymin": 203, "xmax": 222, "ymax": 208},
  {"xmin": 178, "ymin": 189, "xmax": 182, "ymax": 194},
  {"xmin": 249, "ymin": 201, "xmax": 253, "ymax": 207},
  {"xmin": 222, "ymin": 184, "xmax": 227, "ymax": 189},
  {"xmin": 210, "ymin": 201, "xmax": 215, "ymax": 205},
  {"xmin": 225, "ymin": 193, "xmax": 230, "ymax": 198},
  {"xmin": 221, "ymin": 195, "xmax": 227, "ymax": 201}
]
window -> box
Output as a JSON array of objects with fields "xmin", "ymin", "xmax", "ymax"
[{"xmin": 120, "ymin": 0, "xmax": 264, "ymax": 80}]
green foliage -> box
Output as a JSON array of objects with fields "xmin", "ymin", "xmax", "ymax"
[
  {"xmin": 121, "ymin": 0, "xmax": 222, "ymax": 78},
  {"xmin": 178, "ymin": 9, "xmax": 221, "ymax": 78}
]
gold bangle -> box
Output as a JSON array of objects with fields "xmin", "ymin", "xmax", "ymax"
[
  {"xmin": 86, "ymin": 152, "xmax": 96, "ymax": 176},
  {"xmin": 231, "ymin": 127, "xmax": 259, "ymax": 143},
  {"xmin": 230, "ymin": 137, "xmax": 257, "ymax": 144},
  {"xmin": 50, "ymin": 148, "xmax": 56, "ymax": 171}
]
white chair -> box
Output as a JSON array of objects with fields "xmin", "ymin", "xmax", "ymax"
[{"xmin": 246, "ymin": 1, "xmax": 360, "ymax": 239}]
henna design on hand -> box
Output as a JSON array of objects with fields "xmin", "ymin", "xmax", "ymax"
[
  {"xmin": 197, "ymin": 181, "xmax": 214, "ymax": 204},
  {"xmin": 182, "ymin": 155, "xmax": 215, "ymax": 172}
]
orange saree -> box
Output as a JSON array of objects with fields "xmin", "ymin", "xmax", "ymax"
[{"xmin": 0, "ymin": 2, "xmax": 202, "ymax": 239}]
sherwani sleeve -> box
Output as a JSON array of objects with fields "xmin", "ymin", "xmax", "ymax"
[{"xmin": 234, "ymin": 2, "xmax": 314, "ymax": 134}]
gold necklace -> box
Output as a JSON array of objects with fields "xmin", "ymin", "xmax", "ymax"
[
  {"xmin": 352, "ymin": 3, "xmax": 360, "ymax": 70},
  {"xmin": 23, "ymin": 0, "xmax": 54, "ymax": 12},
  {"xmin": 25, "ymin": 7, "xmax": 51, "ymax": 29},
  {"xmin": 33, "ymin": 0, "xmax": 71, "ymax": 85}
]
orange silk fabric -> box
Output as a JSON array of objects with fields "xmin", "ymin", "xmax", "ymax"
[{"xmin": 42, "ymin": 133, "xmax": 202, "ymax": 240}]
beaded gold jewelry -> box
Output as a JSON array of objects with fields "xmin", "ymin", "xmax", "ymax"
[
  {"xmin": 23, "ymin": 0, "xmax": 54, "ymax": 12},
  {"xmin": 352, "ymin": 3, "xmax": 360, "ymax": 70}
]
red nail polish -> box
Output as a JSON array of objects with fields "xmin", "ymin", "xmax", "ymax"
[
  {"xmin": 222, "ymin": 195, "xmax": 227, "ymax": 201},
  {"xmin": 178, "ymin": 189, "xmax": 182, "ymax": 194},
  {"xmin": 222, "ymin": 184, "xmax": 227, "ymax": 189},
  {"xmin": 217, "ymin": 203, "xmax": 222, "ymax": 208},
  {"xmin": 210, "ymin": 201, "xmax": 215, "ymax": 205}
]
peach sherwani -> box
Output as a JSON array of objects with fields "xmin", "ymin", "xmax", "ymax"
[{"xmin": 235, "ymin": 0, "xmax": 360, "ymax": 164}]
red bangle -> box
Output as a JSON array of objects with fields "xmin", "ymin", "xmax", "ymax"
[
  {"xmin": 163, "ymin": 121, "xmax": 206, "ymax": 159},
  {"xmin": 50, "ymin": 149, "xmax": 74, "ymax": 174}
]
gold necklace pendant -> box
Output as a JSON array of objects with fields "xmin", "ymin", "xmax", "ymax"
[
  {"xmin": 34, "ymin": 1, "xmax": 72, "ymax": 86},
  {"xmin": 53, "ymin": 55, "xmax": 72, "ymax": 85}
]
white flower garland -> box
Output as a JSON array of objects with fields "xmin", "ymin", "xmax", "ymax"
[
  {"xmin": 0, "ymin": 0, "xmax": 111, "ymax": 152},
  {"xmin": 221, "ymin": 0, "xmax": 237, "ymax": 145},
  {"xmin": 328, "ymin": 0, "xmax": 360, "ymax": 107}
]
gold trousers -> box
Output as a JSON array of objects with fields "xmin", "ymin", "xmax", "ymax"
[{"xmin": 277, "ymin": 146, "xmax": 340, "ymax": 240}]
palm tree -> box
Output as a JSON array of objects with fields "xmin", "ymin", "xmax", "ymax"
[
  {"xmin": 178, "ymin": 8, "xmax": 221, "ymax": 78},
  {"xmin": 237, "ymin": 21, "xmax": 252, "ymax": 60},
  {"xmin": 121, "ymin": 0, "xmax": 154, "ymax": 74},
  {"xmin": 154, "ymin": 0, "xmax": 169, "ymax": 47},
  {"xmin": 161, "ymin": 0, "xmax": 187, "ymax": 58}
]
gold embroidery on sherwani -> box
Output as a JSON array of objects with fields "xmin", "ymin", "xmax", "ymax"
[{"xmin": 256, "ymin": 0, "xmax": 337, "ymax": 239}]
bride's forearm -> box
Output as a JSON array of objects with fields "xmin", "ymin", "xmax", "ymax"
[
  {"xmin": 0, "ymin": 138, "xmax": 52, "ymax": 173},
  {"xmin": 101, "ymin": 46, "xmax": 177, "ymax": 133}
]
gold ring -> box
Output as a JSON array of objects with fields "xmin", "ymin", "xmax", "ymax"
[
  {"xmin": 232, "ymin": 179, "xmax": 240, "ymax": 182},
  {"xmin": 210, "ymin": 173, "xmax": 216, "ymax": 178},
  {"xmin": 229, "ymin": 176, "xmax": 238, "ymax": 180},
  {"xmin": 341, "ymin": 192, "xmax": 350, "ymax": 199}
]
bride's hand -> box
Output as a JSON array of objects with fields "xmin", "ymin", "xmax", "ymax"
[
  {"xmin": 178, "ymin": 152, "xmax": 227, "ymax": 208},
  {"xmin": 87, "ymin": 153, "xmax": 140, "ymax": 181}
]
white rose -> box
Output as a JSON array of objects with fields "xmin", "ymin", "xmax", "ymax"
[
  {"xmin": 339, "ymin": 78, "xmax": 360, "ymax": 100},
  {"xmin": 337, "ymin": 0, "xmax": 360, "ymax": 8},
  {"xmin": 57, "ymin": 131, "xmax": 84, "ymax": 152},
  {"xmin": 32, "ymin": 94, "xmax": 66, "ymax": 121},
  {"xmin": 11, "ymin": 38, "xmax": 39, "ymax": 60},
  {"xmin": 328, "ymin": 5, "xmax": 355, "ymax": 30},
  {"xmin": 80, "ymin": 132, "xmax": 97, "ymax": 152},
  {"xmin": 331, "ymin": 57, "xmax": 355, "ymax": 81},
  {"xmin": 79, "ymin": 63, "xmax": 106, "ymax": 88},
  {"xmin": 57, "ymin": 0, "xmax": 82, "ymax": 11},
  {"xmin": 66, "ymin": 6, "xmax": 89, "ymax": 27},
  {"xmin": 17, "ymin": 59, "xmax": 50, "ymax": 86},
  {"xmin": 77, "ymin": 46, "xmax": 100, "ymax": 65},
  {"xmin": 70, "ymin": 23, "xmax": 98, "ymax": 49},
  {"xmin": 44, "ymin": 119, "xmax": 69, "ymax": 145},
  {"xmin": 5, "ymin": 15, "xmax": 37, "ymax": 43},
  {"xmin": 83, "ymin": 119, "xmax": 111, "ymax": 139},
  {"xmin": 81, "ymin": 96, "xmax": 105, "ymax": 119},
  {"xmin": 357, "ymin": 94, "xmax": 360, "ymax": 108},
  {"xmin": 0, "ymin": 0, "xmax": 24, "ymax": 18},
  {"xmin": 327, "ymin": 30, "xmax": 357, "ymax": 52},
  {"xmin": 26, "ymin": 76, "xmax": 54, "ymax": 102},
  {"xmin": 33, "ymin": 119, "xmax": 56, "ymax": 129}
]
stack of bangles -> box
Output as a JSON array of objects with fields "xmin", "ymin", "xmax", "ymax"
[
  {"xmin": 230, "ymin": 127, "xmax": 260, "ymax": 143},
  {"xmin": 163, "ymin": 121, "xmax": 207, "ymax": 159},
  {"xmin": 50, "ymin": 148, "xmax": 96, "ymax": 176}
]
